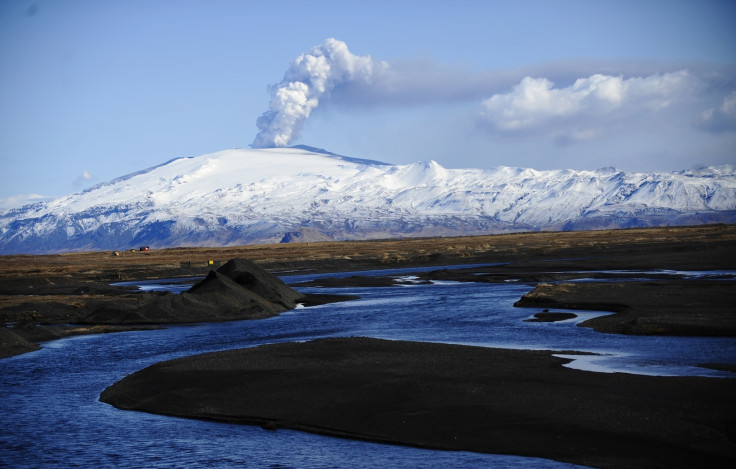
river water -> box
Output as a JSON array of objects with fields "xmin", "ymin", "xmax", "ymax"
[{"xmin": 2, "ymin": 265, "xmax": 735, "ymax": 468}]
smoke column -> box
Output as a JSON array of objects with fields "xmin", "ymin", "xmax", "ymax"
[{"xmin": 252, "ymin": 38, "xmax": 386, "ymax": 148}]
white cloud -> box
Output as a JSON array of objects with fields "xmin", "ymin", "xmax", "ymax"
[
  {"xmin": 73, "ymin": 169, "xmax": 96, "ymax": 187},
  {"xmin": 477, "ymin": 70, "xmax": 694, "ymax": 141},
  {"xmin": 0, "ymin": 193, "xmax": 52, "ymax": 210},
  {"xmin": 696, "ymin": 91, "xmax": 736, "ymax": 133}
]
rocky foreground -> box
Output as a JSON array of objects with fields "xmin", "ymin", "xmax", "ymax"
[{"xmin": 100, "ymin": 337, "xmax": 736, "ymax": 469}]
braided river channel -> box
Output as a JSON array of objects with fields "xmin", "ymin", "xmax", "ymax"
[{"xmin": 2, "ymin": 265, "xmax": 735, "ymax": 468}]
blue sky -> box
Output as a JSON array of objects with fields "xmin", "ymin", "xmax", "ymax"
[{"xmin": 1, "ymin": 0, "xmax": 735, "ymax": 208}]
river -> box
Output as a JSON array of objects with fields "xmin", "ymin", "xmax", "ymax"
[{"xmin": 2, "ymin": 265, "xmax": 735, "ymax": 468}]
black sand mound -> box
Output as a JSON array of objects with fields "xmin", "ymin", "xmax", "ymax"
[
  {"xmin": 85, "ymin": 259, "xmax": 305, "ymax": 324},
  {"xmin": 100, "ymin": 337, "xmax": 736, "ymax": 469},
  {"xmin": 211, "ymin": 258, "xmax": 304, "ymax": 307},
  {"xmin": 184, "ymin": 270, "xmax": 287, "ymax": 315}
]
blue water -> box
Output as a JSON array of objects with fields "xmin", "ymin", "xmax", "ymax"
[{"xmin": 2, "ymin": 265, "xmax": 735, "ymax": 468}]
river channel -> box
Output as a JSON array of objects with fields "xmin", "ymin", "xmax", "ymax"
[{"xmin": 1, "ymin": 265, "xmax": 735, "ymax": 468}]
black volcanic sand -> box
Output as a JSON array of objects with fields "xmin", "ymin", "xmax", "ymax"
[
  {"xmin": 101, "ymin": 337, "xmax": 736, "ymax": 469},
  {"xmin": 515, "ymin": 280, "xmax": 736, "ymax": 336},
  {"xmin": 523, "ymin": 311, "xmax": 578, "ymax": 322}
]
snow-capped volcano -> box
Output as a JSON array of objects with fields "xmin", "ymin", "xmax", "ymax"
[{"xmin": 1, "ymin": 146, "xmax": 735, "ymax": 254}]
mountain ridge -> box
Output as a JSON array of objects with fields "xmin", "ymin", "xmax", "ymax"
[{"xmin": 1, "ymin": 147, "xmax": 734, "ymax": 254}]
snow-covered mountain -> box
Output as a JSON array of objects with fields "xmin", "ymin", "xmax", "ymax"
[{"xmin": 1, "ymin": 146, "xmax": 735, "ymax": 254}]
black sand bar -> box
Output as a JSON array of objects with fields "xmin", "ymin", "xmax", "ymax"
[{"xmin": 100, "ymin": 337, "xmax": 736, "ymax": 469}]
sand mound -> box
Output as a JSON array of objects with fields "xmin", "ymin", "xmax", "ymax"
[
  {"xmin": 208, "ymin": 258, "xmax": 303, "ymax": 307},
  {"xmin": 85, "ymin": 259, "xmax": 304, "ymax": 324}
]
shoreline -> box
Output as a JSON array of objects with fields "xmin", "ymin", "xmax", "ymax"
[
  {"xmin": 0, "ymin": 323, "xmax": 164, "ymax": 359},
  {"xmin": 100, "ymin": 337, "xmax": 736, "ymax": 469}
]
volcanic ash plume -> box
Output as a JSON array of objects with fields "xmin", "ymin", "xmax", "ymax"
[{"xmin": 252, "ymin": 38, "xmax": 386, "ymax": 148}]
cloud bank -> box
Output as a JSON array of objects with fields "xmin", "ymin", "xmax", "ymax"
[
  {"xmin": 696, "ymin": 91, "xmax": 736, "ymax": 133},
  {"xmin": 252, "ymin": 38, "xmax": 388, "ymax": 148},
  {"xmin": 477, "ymin": 71, "xmax": 694, "ymax": 142}
]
